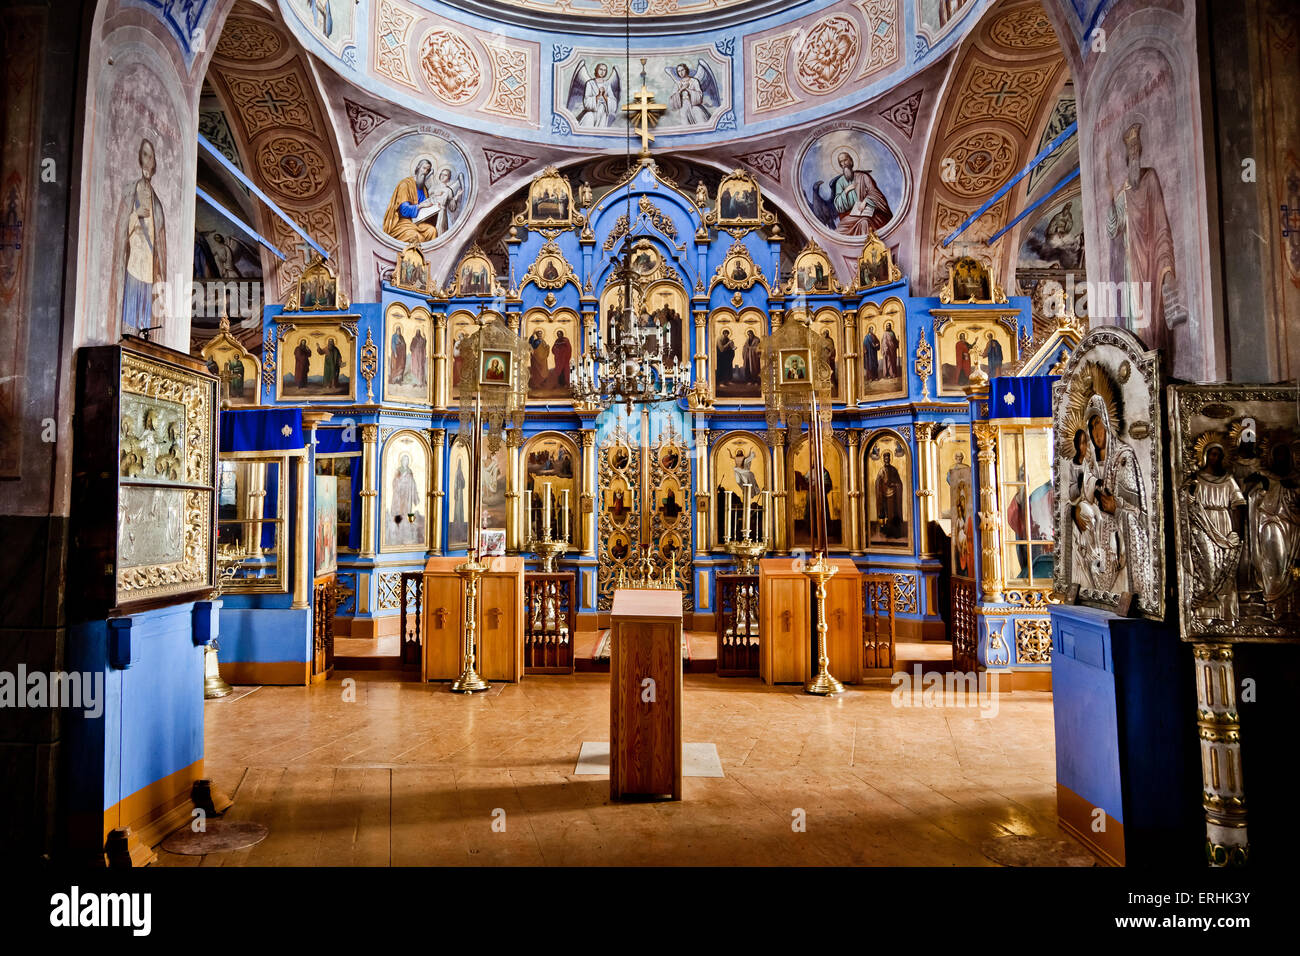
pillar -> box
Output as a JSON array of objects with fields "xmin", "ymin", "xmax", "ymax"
[
  {"xmin": 772, "ymin": 429, "xmax": 788, "ymax": 553},
  {"xmin": 506, "ymin": 428, "xmax": 523, "ymax": 552},
  {"xmin": 693, "ymin": 307, "xmax": 708, "ymax": 385},
  {"xmin": 431, "ymin": 312, "xmax": 448, "ymax": 408},
  {"xmin": 913, "ymin": 421, "xmax": 939, "ymax": 557},
  {"xmin": 430, "ymin": 427, "xmax": 446, "ymax": 554},
  {"xmin": 843, "ymin": 308, "xmax": 859, "ymax": 409},
  {"xmin": 292, "ymin": 449, "xmax": 310, "ymax": 609},
  {"xmin": 695, "ymin": 427, "xmax": 712, "ymax": 555},
  {"xmin": 359, "ymin": 424, "xmax": 378, "ymax": 557},
  {"xmin": 844, "ymin": 428, "xmax": 863, "ymax": 554},
  {"xmin": 580, "ymin": 428, "xmax": 597, "ymax": 556},
  {"xmin": 972, "ymin": 421, "xmax": 1003, "ymax": 604},
  {"xmin": 1194, "ymin": 643, "xmax": 1249, "ymax": 866}
]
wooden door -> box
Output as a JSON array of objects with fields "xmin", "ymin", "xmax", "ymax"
[
  {"xmin": 824, "ymin": 567, "xmax": 862, "ymax": 684},
  {"xmin": 762, "ymin": 575, "xmax": 808, "ymax": 684},
  {"xmin": 422, "ymin": 573, "xmax": 463, "ymax": 681},
  {"xmin": 479, "ymin": 572, "xmax": 519, "ymax": 682}
]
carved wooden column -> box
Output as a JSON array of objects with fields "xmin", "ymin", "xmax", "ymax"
[
  {"xmin": 694, "ymin": 428, "xmax": 712, "ymax": 555},
  {"xmin": 972, "ymin": 421, "xmax": 1003, "ymax": 604},
  {"xmin": 842, "ymin": 309, "xmax": 860, "ymax": 409},
  {"xmin": 844, "ymin": 428, "xmax": 864, "ymax": 554},
  {"xmin": 693, "ymin": 308, "xmax": 708, "ymax": 385},
  {"xmin": 506, "ymin": 428, "xmax": 523, "ymax": 552},
  {"xmin": 771, "ymin": 429, "xmax": 789, "ymax": 553},
  {"xmin": 1194, "ymin": 643, "xmax": 1249, "ymax": 866},
  {"xmin": 431, "ymin": 312, "xmax": 447, "ymax": 408},
  {"xmin": 430, "ymin": 427, "xmax": 446, "ymax": 554},
  {"xmin": 770, "ymin": 305, "xmax": 784, "ymax": 331},
  {"xmin": 580, "ymin": 428, "xmax": 597, "ymax": 556},
  {"xmin": 244, "ymin": 462, "xmax": 266, "ymax": 560},
  {"xmin": 913, "ymin": 421, "xmax": 939, "ymax": 556},
  {"xmin": 293, "ymin": 449, "xmax": 311, "ymax": 609},
  {"xmin": 359, "ymin": 424, "xmax": 379, "ymax": 557}
]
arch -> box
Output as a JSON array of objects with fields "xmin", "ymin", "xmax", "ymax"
[
  {"xmin": 786, "ymin": 432, "xmax": 849, "ymax": 550},
  {"xmin": 382, "ymin": 302, "xmax": 433, "ymax": 405},
  {"xmin": 711, "ymin": 430, "xmax": 772, "ymax": 548},
  {"xmin": 379, "ymin": 428, "xmax": 433, "ymax": 552},
  {"xmin": 863, "ymin": 428, "xmax": 914, "ymax": 553},
  {"xmin": 521, "ymin": 430, "xmax": 581, "ymax": 547}
]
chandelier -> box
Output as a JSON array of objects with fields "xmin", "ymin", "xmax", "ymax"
[{"xmin": 569, "ymin": 251, "xmax": 690, "ymax": 413}]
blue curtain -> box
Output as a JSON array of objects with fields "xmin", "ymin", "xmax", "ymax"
[
  {"xmin": 220, "ymin": 408, "xmax": 304, "ymax": 451},
  {"xmin": 989, "ymin": 376, "xmax": 1058, "ymax": 419}
]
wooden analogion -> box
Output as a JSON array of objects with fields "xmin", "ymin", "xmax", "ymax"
[{"xmin": 421, "ymin": 555, "xmax": 525, "ymax": 682}]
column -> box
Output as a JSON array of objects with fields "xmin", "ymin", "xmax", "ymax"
[
  {"xmin": 913, "ymin": 421, "xmax": 939, "ymax": 557},
  {"xmin": 772, "ymin": 429, "xmax": 789, "ymax": 553},
  {"xmin": 694, "ymin": 428, "xmax": 712, "ymax": 555},
  {"xmin": 506, "ymin": 428, "xmax": 523, "ymax": 552},
  {"xmin": 844, "ymin": 429, "xmax": 863, "ymax": 554},
  {"xmin": 1194, "ymin": 643, "xmax": 1249, "ymax": 866},
  {"xmin": 431, "ymin": 312, "xmax": 448, "ymax": 408},
  {"xmin": 359, "ymin": 424, "xmax": 378, "ymax": 557},
  {"xmin": 972, "ymin": 422, "xmax": 1003, "ymax": 604},
  {"xmin": 580, "ymin": 428, "xmax": 597, "ymax": 556},
  {"xmin": 430, "ymin": 427, "xmax": 446, "ymax": 554},
  {"xmin": 692, "ymin": 308, "xmax": 708, "ymax": 385},
  {"xmin": 292, "ymin": 449, "xmax": 310, "ymax": 609},
  {"xmin": 842, "ymin": 308, "xmax": 859, "ymax": 409},
  {"xmin": 244, "ymin": 461, "xmax": 266, "ymax": 560}
]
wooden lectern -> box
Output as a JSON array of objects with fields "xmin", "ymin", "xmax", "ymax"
[
  {"xmin": 609, "ymin": 589, "xmax": 683, "ymax": 801},
  {"xmin": 422, "ymin": 555, "xmax": 525, "ymax": 683}
]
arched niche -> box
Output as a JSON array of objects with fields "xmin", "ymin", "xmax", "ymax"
[
  {"xmin": 380, "ymin": 428, "xmax": 432, "ymax": 553},
  {"xmin": 522, "ymin": 431, "xmax": 581, "ymax": 547},
  {"xmin": 786, "ymin": 432, "xmax": 849, "ymax": 550},
  {"xmin": 863, "ymin": 428, "xmax": 913, "ymax": 554},
  {"xmin": 522, "ymin": 308, "xmax": 579, "ymax": 402},
  {"xmin": 710, "ymin": 430, "xmax": 771, "ymax": 547},
  {"xmin": 382, "ymin": 302, "xmax": 432, "ymax": 405}
]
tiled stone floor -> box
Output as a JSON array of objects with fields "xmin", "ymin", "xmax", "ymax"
[{"xmin": 155, "ymin": 671, "xmax": 1096, "ymax": 866}]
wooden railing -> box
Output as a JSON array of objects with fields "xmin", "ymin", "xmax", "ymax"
[
  {"xmin": 524, "ymin": 572, "xmax": 576, "ymax": 674},
  {"xmin": 716, "ymin": 573, "xmax": 760, "ymax": 677},
  {"xmin": 399, "ymin": 571, "xmax": 423, "ymax": 671},
  {"xmin": 312, "ymin": 575, "xmax": 336, "ymax": 677},
  {"xmin": 861, "ymin": 573, "xmax": 898, "ymax": 669},
  {"xmin": 951, "ymin": 578, "xmax": 978, "ymax": 670}
]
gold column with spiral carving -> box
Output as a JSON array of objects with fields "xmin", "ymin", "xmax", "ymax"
[
  {"xmin": 1194, "ymin": 643, "xmax": 1249, "ymax": 866},
  {"xmin": 913, "ymin": 421, "xmax": 939, "ymax": 557},
  {"xmin": 431, "ymin": 313, "xmax": 447, "ymax": 408},
  {"xmin": 771, "ymin": 429, "xmax": 788, "ymax": 553},
  {"xmin": 359, "ymin": 424, "xmax": 378, "ymax": 557},
  {"xmin": 430, "ymin": 427, "xmax": 446, "ymax": 554},
  {"xmin": 844, "ymin": 429, "xmax": 864, "ymax": 554}
]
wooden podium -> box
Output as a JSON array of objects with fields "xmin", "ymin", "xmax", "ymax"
[
  {"xmin": 422, "ymin": 555, "xmax": 525, "ymax": 683},
  {"xmin": 609, "ymin": 589, "xmax": 683, "ymax": 801},
  {"xmin": 759, "ymin": 557, "xmax": 862, "ymax": 685}
]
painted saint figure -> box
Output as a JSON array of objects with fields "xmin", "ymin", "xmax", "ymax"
[
  {"xmin": 1185, "ymin": 440, "xmax": 1246, "ymax": 624},
  {"xmin": 716, "ymin": 328, "xmax": 736, "ymax": 382},
  {"xmin": 317, "ymin": 337, "xmax": 344, "ymax": 392},
  {"xmin": 954, "ymin": 332, "xmax": 972, "ymax": 385},
  {"xmin": 389, "ymin": 452, "xmax": 422, "ymax": 546},
  {"xmin": 666, "ymin": 61, "xmax": 719, "ymax": 125},
  {"xmin": 981, "ymin": 331, "xmax": 1004, "ymax": 379},
  {"xmin": 828, "ymin": 151, "xmax": 893, "ymax": 236},
  {"xmin": 294, "ymin": 338, "xmax": 311, "ymax": 388},
  {"xmin": 410, "ymin": 328, "xmax": 427, "ymax": 387},
  {"xmin": 863, "ymin": 325, "xmax": 880, "ymax": 381},
  {"xmin": 114, "ymin": 139, "xmax": 167, "ymax": 336},
  {"xmin": 389, "ymin": 325, "xmax": 408, "ymax": 383},
  {"xmin": 1245, "ymin": 441, "xmax": 1300, "ymax": 616},
  {"xmin": 881, "ymin": 321, "xmax": 900, "ymax": 380},
  {"xmin": 382, "ymin": 158, "xmax": 440, "ymax": 244},
  {"xmin": 875, "ymin": 451, "xmax": 905, "ymax": 540}
]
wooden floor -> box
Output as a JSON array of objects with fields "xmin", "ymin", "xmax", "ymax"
[{"xmin": 156, "ymin": 671, "xmax": 1096, "ymax": 866}]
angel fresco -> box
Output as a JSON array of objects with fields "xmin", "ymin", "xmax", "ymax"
[
  {"xmin": 665, "ymin": 61, "xmax": 720, "ymax": 125},
  {"xmin": 566, "ymin": 62, "xmax": 622, "ymax": 128}
]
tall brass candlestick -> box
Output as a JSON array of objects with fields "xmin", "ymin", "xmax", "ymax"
[{"xmin": 452, "ymin": 395, "xmax": 489, "ymax": 693}]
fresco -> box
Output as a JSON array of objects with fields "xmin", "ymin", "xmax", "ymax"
[
  {"xmin": 286, "ymin": 0, "xmax": 355, "ymax": 57},
  {"xmin": 797, "ymin": 124, "xmax": 907, "ymax": 239},
  {"xmin": 193, "ymin": 197, "xmax": 263, "ymax": 341},
  {"xmin": 554, "ymin": 47, "xmax": 731, "ymax": 135},
  {"xmin": 1019, "ymin": 191, "xmax": 1085, "ymax": 273},
  {"xmin": 361, "ymin": 128, "xmax": 472, "ymax": 248}
]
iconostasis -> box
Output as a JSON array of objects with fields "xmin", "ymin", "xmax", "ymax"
[{"xmin": 221, "ymin": 160, "xmax": 1081, "ymax": 672}]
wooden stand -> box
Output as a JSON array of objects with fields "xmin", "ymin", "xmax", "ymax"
[
  {"xmin": 758, "ymin": 558, "xmax": 809, "ymax": 685},
  {"xmin": 609, "ymin": 589, "xmax": 683, "ymax": 801},
  {"xmin": 759, "ymin": 557, "xmax": 862, "ymax": 685},
  {"xmin": 422, "ymin": 555, "xmax": 525, "ymax": 683}
]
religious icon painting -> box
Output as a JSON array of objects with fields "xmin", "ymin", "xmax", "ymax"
[
  {"xmin": 717, "ymin": 242, "xmax": 761, "ymax": 291},
  {"xmin": 200, "ymin": 323, "xmax": 261, "ymax": 407},
  {"xmin": 380, "ymin": 431, "xmax": 430, "ymax": 552},
  {"xmin": 454, "ymin": 247, "xmax": 496, "ymax": 297},
  {"xmin": 314, "ymin": 475, "xmax": 338, "ymax": 576},
  {"xmin": 940, "ymin": 255, "xmax": 1005, "ymax": 305},
  {"xmin": 446, "ymin": 437, "xmax": 471, "ymax": 550},
  {"xmin": 608, "ymin": 530, "xmax": 631, "ymax": 562},
  {"xmin": 933, "ymin": 313, "xmax": 1018, "ymax": 396},
  {"xmin": 605, "ymin": 476, "xmax": 633, "ymax": 526},
  {"xmin": 479, "ymin": 348, "xmax": 512, "ymax": 387},
  {"xmin": 865, "ymin": 431, "xmax": 912, "ymax": 552},
  {"xmin": 277, "ymin": 322, "xmax": 355, "ymax": 401},
  {"xmin": 779, "ymin": 348, "xmax": 812, "ymax": 385},
  {"xmin": 287, "ymin": 256, "xmax": 346, "ymax": 311},
  {"xmin": 711, "ymin": 309, "xmax": 765, "ymax": 402},
  {"xmin": 394, "ymin": 244, "xmax": 429, "ymax": 293},
  {"xmin": 855, "ymin": 231, "xmax": 900, "ymax": 290},
  {"xmin": 789, "ymin": 435, "xmax": 846, "ymax": 550},
  {"xmin": 711, "ymin": 432, "xmax": 768, "ymax": 547},
  {"xmin": 609, "ymin": 440, "xmax": 632, "ymax": 472},
  {"xmin": 857, "ymin": 297, "xmax": 907, "ymax": 403},
  {"xmin": 936, "ymin": 425, "xmax": 972, "ymax": 534},
  {"xmin": 808, "ymin": 309, "xmax": 844, "ymax": 400},
  {"xmin": 525, "ymin": 166, "xmax": 576, "ymax": 229},
  {"xmin": 524, "ymin": 310, "xmax": 579, "ymax": 401},
  {"xmin": 951, "ymin": 471, "xmax": 976, "ymax": 580},
  {"xmin": 1167, "ymin": 383, "xmax": 1300, "ymax": 643},
  {"xmin": 712, "ymin": 169, "xmax": 765, "ymax": 228},
  {"xmin": 628, "ymin": 239, "xmax": 662, "ymax": 279},
  {"xmin": 1051, "ymin": 326, "xmax": 1165, "ymax": 619},
  {"xmin": 524, "ymin": 432, "xmax": 578, "ymax": 543},
  {"xmin": 522, "ymin": 240, "xmax": 576, "ymax": 292},
  {"xmin": 656, "ymin": 478, "xmax": 686, "ymax": 522},
  {"xmin": 446, "ymin": 311, "xmax": 478, "ymax": 406},
  {"xmin": 789, "ymin": 242, "xmax": 838, "ymax": 295},
  {"xmin": 658, "ymin": 531, "xmax": 684, "ymax": 565},
  {"xmin": 383, "ymin": 304, "xmax": 432, "ymax": 405},
  {"xmin": 658, "ymin": 441, "xmax": 682, "ymax": 473},
  {"xmin": 1000, "ymin": 426, "xmax": 1056, "ymax": 587}
]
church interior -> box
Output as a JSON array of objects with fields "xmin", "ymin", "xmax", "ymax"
[{"xmin": 1, "ymin": 0, "xmax": 1298, "ymax": 893}]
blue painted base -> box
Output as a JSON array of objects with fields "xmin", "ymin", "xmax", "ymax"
[{"xmin": 1050, "ymin": 604, "xmax": 1202, "ymax": 866}]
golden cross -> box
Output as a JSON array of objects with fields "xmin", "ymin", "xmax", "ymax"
[{"xmin": 623, "ymin": 59, "xmax": 666, "ymax": 155}]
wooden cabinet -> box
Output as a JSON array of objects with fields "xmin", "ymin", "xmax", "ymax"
[
  {"xmin": 759, "ymin": 558, "xmax": 809, "ymax": 685},
  {"xmin": 609, "ymin": 589, "xmax": 683, "ymax": 801},
  {"xmin": 823, "ymin": 559, "xmax": 862, "ymax": 686},
  {"xmin": 421, "ymin": 555, "xmax": 524, "ymax": 683},
  {"xmin": 759, "ymin": 557, "xmax": 863, "ymax": 685}
]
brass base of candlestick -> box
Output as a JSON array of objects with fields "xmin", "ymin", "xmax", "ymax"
[
  {"xmin": 723, "ymin": 538, "xmax": 767, "ymax": 575},
  {"xmin": 450, "ymin": 557, "xmax": 491, "ymax": 694},
  {"xmin": 803, "ymin": 553, "xmax": 844, "ymax": 696},
  {"xmin": 530, "ymin": 536, "xmax": 568, "ymax": 573}
]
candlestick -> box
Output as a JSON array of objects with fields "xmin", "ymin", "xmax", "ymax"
[
  {"xmin": 763, "ymin": 489, "xmax": 771, "ymax": 545},
  {"xmin": 544, "ymin": 481, "xmax": 553, "ymax": 538},
  {"xmin": 524, "ymin": 489, "xmax": 532, "ymax": 540},
  {"xmin": 743, "ymin": 485, "xmax": 752, "ymax": 539},
  {"xmin": 562, "ymin": 489, "xmax": 570, "ymax": 543}
]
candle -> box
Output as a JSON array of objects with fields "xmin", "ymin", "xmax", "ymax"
[
  {"xmin": 763, "ymin": 489, "xmax": 771, "ymax": 545},
  {"xmin": 524, "ymin": 489, "xmax": 532, "ymax": 541},
  {"xmin": 743, "ymin": 485, "xmax": 752, "ymax": 538},
  {"xmin": 544, "ymin": 481, "xmax": 552, "ymax": 537},
  {"xmin": 723, "ymin": 490, "xmax": 732, "ymax": 543},
  {"xmin": 562, "ymin": 489, "xmax": 570, "ymax": 543}
]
